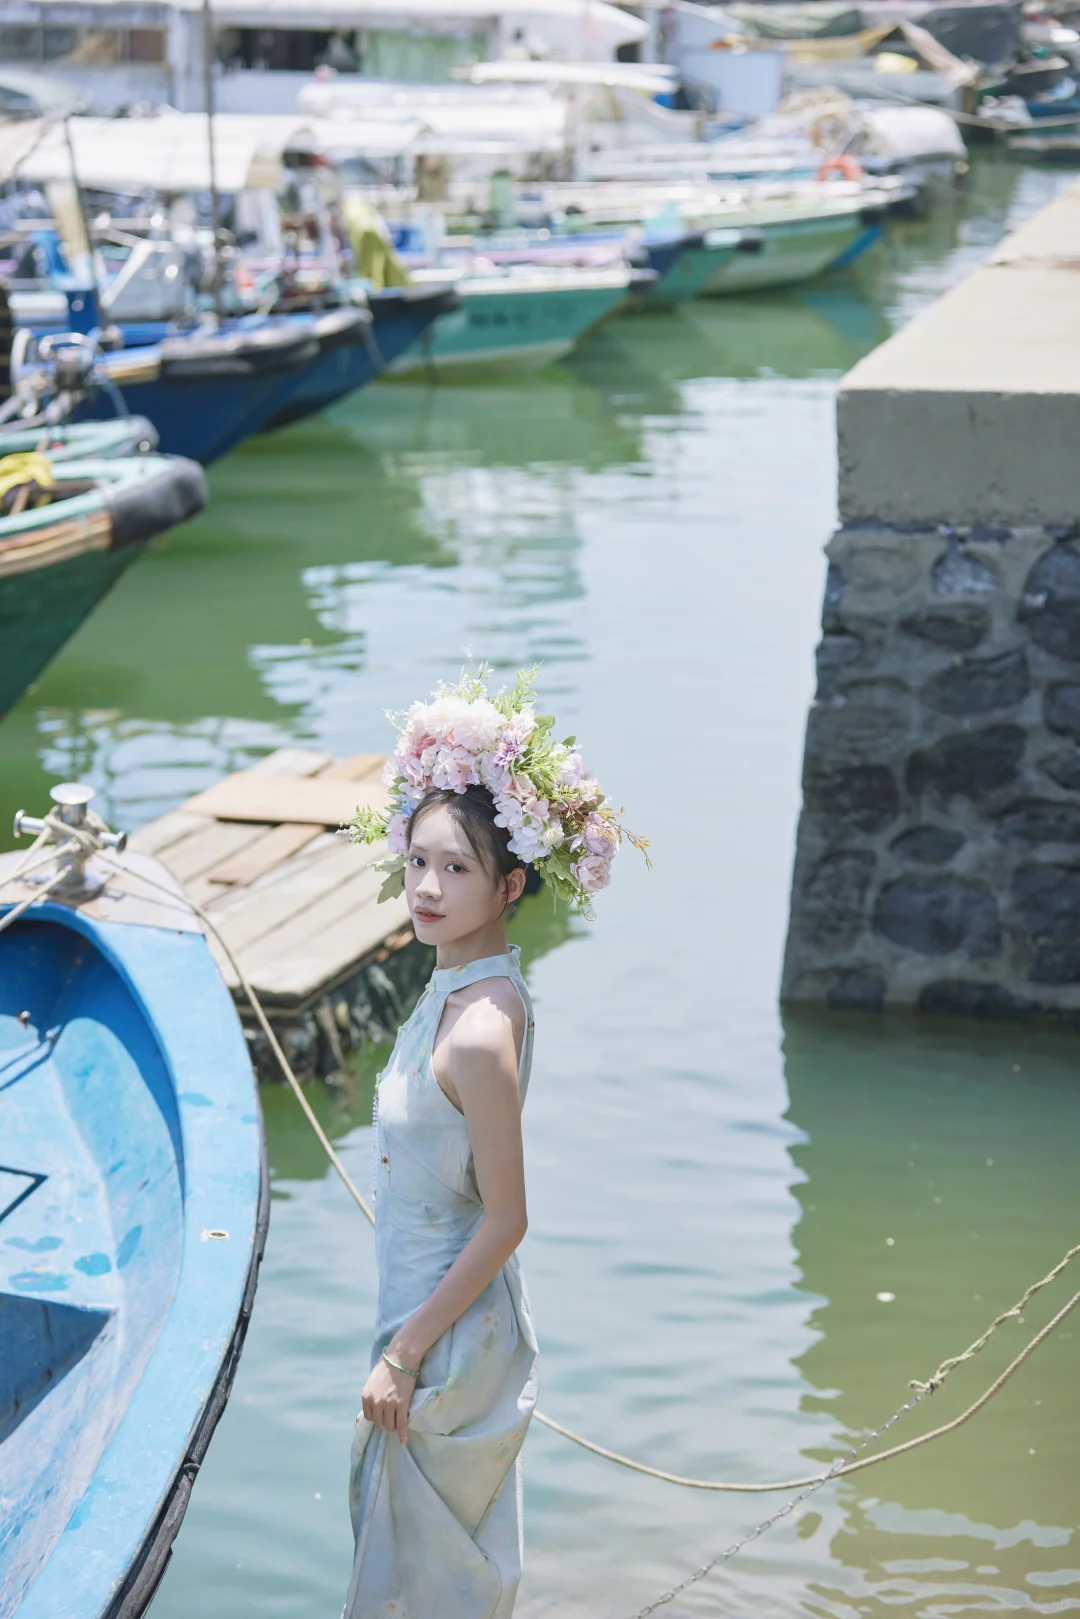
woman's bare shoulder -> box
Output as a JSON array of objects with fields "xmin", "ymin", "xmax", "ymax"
[{"xmin": 447, "ymin": 977, "xmax": 526, "ymax": 1060}]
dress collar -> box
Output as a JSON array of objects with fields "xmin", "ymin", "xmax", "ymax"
[{"xmin": 430, "ymin": 945, "xmax": 520, "ymax": 995}]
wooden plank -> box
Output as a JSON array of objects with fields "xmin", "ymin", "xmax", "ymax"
[
  {"xmin": 250, "ymin": 891, "xmax": 412, "ymax": 1003},
  {"xmin": 204, "ymin": 821, "xmax": 324, "ymax": 887},
  {"xmin": 158, "ymin": 820, "xmax": 271, "ymax": 885},
  {"xmin": 240, "ymin": 859, "xmax": 408, "ymax": 1000},
  {"xmin": 204, "ymin": 837, "xmax": 369, "ymax": 957},
  {"xmin": 201, "ymin": 831, "xmax": 340, "ymax": 916},
  {"xmin": 182, "ymin": 771, "xmax": 385, "ymax": 828},
  {"xmin": 127, "ymin": 810, "xmax": 213, "ymax": 856},
  {"xmin": 130, "ymin": 747, "xmax": 327, "ymax": 858},
  {"xmin": 248, "ymin": 747, "xmax": 333, "ymax": 778},
  {"xmin": 186, "ymin": 756, "xmax": 387, "ymax": 885},
  {"xmin": 318, "ymin": 753, "xmax": 386, "ymax": 783},
  {"xmin": 205, "ymin": 844, "xmax": 387, "ymax": 993}
]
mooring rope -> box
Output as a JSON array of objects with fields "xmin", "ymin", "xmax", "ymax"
[
  {"xmin": 3, "ymin": 841, "xmax": 1077, "ymax": 1609},
  {"xmin": 85, "ymin": 851, "xmax": 1079, "ymax": 1491}
]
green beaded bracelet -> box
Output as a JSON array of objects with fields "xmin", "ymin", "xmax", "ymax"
[{"xmin": 382, "ymin": 1348, "xmax": 420, "ymax": 1378}]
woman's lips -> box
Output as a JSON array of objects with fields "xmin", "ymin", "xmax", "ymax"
[{"xmin": 414, "ymin": 908, "xmax": 443, "ymax": 922}]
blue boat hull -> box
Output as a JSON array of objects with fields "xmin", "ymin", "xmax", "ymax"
[
  {"xmin": 0, "ymin": 893, "xmax": 266, "ymax": 1618},
  {"xmin": 259, "ymin": 286, "xmax": 459, "ymax": 430},
  {"xmin": 15, "ymin": 312, "xmax": 320, "ymax": 464},
  {"xmin": 17, "ymin": 294, "xmax": 457, "ymax": 449},
  {"xmin": 75, "ymin": 372, "xmax": 286, "ymax": 463}
]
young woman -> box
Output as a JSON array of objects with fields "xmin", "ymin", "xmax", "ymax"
[{"xmin": 344, "ymin": 670, "xmax": 636, "ymax": 1619}]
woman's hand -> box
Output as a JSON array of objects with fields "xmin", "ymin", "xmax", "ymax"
[{"xmin": 361, "ymin": 1355, "xmax": 416, "ymax": 1445}]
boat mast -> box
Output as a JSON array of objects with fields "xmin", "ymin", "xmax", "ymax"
[{"xmin": 202, "ymin": 0, "xmax": 225, "ymax": 321}]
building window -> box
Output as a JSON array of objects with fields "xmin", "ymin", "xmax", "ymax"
[
  {"xmin": 0, "ymin": 24, "xmax": 167, "ymax": 66},
  {"xmin": 218, "ymin": 28, "xmax": 361, "ymax": 73}
]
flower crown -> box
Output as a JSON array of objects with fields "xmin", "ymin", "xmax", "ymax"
[{"xmin": 348, "ymin": 666, "xmax": 647, "ymax": 913}]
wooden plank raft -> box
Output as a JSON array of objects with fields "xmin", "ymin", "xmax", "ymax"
[{"xmin": 127, "ymin": 747, "xmax": 411, "ymax": 1014}]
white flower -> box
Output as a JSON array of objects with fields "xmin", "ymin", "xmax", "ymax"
[
  {"xmin": 508, "ymin": 823, "xmax": 546, "ymax": 862},
  {"xmin": 448, "ymin": 697, "xmax": 505, "ymax": 754},
  {"xmin": 423, "ymin": 695, "xmax": 468, "ymax": 742},
  {"xmin": 558, "ymin": 750, "xmax": 584, "ymax": 787}
]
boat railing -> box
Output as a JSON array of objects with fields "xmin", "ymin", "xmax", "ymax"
[{"xmin": 2, "ymin": 329, "xmax": 129, "ymax": 429}]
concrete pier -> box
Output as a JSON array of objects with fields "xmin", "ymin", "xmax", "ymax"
[{"xmin": 783, "ymin": 179, "xmax": 1080, "ymax": 1021}]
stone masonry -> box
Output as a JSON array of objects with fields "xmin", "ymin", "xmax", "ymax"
[
  {"xmin": 783, "ymin": 180, "xmax": 1080, "ymax": 1020},
  {"xmin": 782, "ymin": 522, "xmax": 1080, "ymax": 1019}
]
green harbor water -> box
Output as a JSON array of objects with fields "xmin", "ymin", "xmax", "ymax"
[{"xmin": 4, "ymin": 156, "xmax": 1080, "ymax": 1617}]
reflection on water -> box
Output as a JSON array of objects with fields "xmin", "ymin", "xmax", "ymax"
[
  {"xmin": 1, "ymin": 156, "xmax": 1078, "ymax": 1618},
  {"xmin": 785, "ymin": 1011, "xmax": 1080, "ymax": 1616}
]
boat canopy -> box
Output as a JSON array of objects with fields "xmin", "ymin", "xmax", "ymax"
[
  {"xmin": 0, "ymin": 116, "xmax": 58, "ymax": 187},
  {"xmin": 11, "ymin": 111, "xmax": 425, "ymax": 194},
  {"xmin": 302, "ymin": 80, "xmax": 570, "ymax": 146},
  {"xmin": 458, "ymin": 59, "xmax": 678, "ymax": 92}
]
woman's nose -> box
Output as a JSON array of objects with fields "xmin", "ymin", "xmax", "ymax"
[{"xmin": 416, "ymin": 869, "xmax": 440, "ymax": 898}]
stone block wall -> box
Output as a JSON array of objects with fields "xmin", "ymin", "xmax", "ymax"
[{"xmin": 782, "ymin": 522, "xmax": 1080, "ymax": 1021}]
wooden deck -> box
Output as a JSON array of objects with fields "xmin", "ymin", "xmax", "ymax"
[{"xmin": 128, "ymin": 747, "xmax": 411, "ymax": 1014}]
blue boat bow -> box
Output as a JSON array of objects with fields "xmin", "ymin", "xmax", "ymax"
[{"xmin": 0, "ymin": 791, "xmax": 267, "ymax": 1618}]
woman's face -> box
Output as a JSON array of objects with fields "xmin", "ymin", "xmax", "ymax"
[{"xmin": 405, "ymin": 803, "xmax": 520, "ymax": 948}]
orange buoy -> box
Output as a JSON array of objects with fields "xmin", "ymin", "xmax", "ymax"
[{"xmin": 816, "ymin": 153, "xmax": 864, "ymax": 182}]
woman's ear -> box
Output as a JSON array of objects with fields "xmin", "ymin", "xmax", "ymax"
[{"xmin": 505, "ymin": 866, "xmax": 527, "ymax": 906}]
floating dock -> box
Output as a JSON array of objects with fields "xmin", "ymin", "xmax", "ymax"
[{"xmin": 129, "ymin": 747, "xmax": 413, "ymax": 1018}]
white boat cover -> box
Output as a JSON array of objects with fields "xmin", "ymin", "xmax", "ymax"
[
  {"xmin": 11, "ymin": 112, "xmax": 426, "ymax": 194},
  {"xmin": 0, "ymin": 117, "xmax": 58, "ymax": 187}
]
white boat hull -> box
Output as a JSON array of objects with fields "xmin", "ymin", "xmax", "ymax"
[{"xmin": 702, "ymin": 213, "xmax": 872, "ymax": 294}]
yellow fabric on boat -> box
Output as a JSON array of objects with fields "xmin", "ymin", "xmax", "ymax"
[
  {"xmin": 343, "ymin": 196, "xmax": 412, "ymax": 291},
  {"xmin": 0, "ymin": 452, "xmax": 55, "ymax": 513}
]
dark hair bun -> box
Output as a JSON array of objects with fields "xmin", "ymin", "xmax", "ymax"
[{"xmin": 521, "ymin": 864, "xmax": 544, "ymax": 897}]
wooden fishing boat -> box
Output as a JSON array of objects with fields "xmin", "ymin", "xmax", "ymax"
[
  {"xmin": 393, "ymin": 222, "xmax": 723, "ymax": 308},
  {"xmin": 388, "ymin": 264, "xmax": 638, "ymax": 374},
  {"xmin": 0, "ymin": 787, "xmax": 267, "ymax": 1618},
  {"xmin": 14, "ymin": 297, "xmax": 460, "ymax": 442},
  {"xmin": 0, "ymin": 451, "xmax": 206, "ymax": 719},
  {"xmin": 257, "ymin": 284, "xmax": 460, "ymax": 430},
  {"xmin": 0, "ymin": 419, "xmax": 158, "ymax": 462},
  {"xmin": 698, "ymin": 201, "xmax": 883, "ymax": 294},
  {"xmin": 78, "ymin": 322, "xmax": 319, "ymax": 463},
  {"xmin": 510, "ymin": 178, "xmax": 895, "ymax": 295}
]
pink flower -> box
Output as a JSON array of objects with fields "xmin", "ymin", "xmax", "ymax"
[
  {"xmin": 583, "ymin": 812, "xmax": 619, "ymax": 857},
  {"xmin": 572, "ymin": 853, "xmax": 611, "ymax": 894},
  {"xmin": 431, "ymin": 745, "xmax": 480, "ymax": 793},
  {"xmin": 386, "ymin": 811, "xmax": 410, "ymax": 854}
]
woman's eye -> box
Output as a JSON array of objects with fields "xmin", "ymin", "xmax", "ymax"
[
  {"xmin": 410, "ymin": 856, "xmax": 424, "ymax": 868},
  {"xmin": 447, "ymin": 862, "xmax": 464, "ymax": 874}
]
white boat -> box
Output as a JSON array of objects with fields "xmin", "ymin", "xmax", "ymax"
[{"xmin": 579, "ymin": 98, "xmax": 966, "ymax": 200}]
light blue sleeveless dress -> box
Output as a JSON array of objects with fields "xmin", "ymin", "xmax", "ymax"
[{"xmin": 344, "ymin": 947, "xmax": 541, "ymax": 1619}]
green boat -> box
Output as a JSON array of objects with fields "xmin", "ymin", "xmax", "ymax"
[
  {"xmin": 698, "ymin": 201, "xmax": 881, "ymax": 294},
  {"xmin": 530, "ymin": 181, "xmax": 889, "ymax": 299},
  {"xmin": 0, "ymin": 416, "xmax": 159, "ymax": 461},
  {"xmin": 0, "ymin": 444, "xmax": 206, "ymax": 719},
  {"xmin": 388, "ymin": 265, "xmax": 636, "ymax": 374},
  {"xmin": 638, "ymin": 229, "xmax": 743, "ymax": 306}
]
